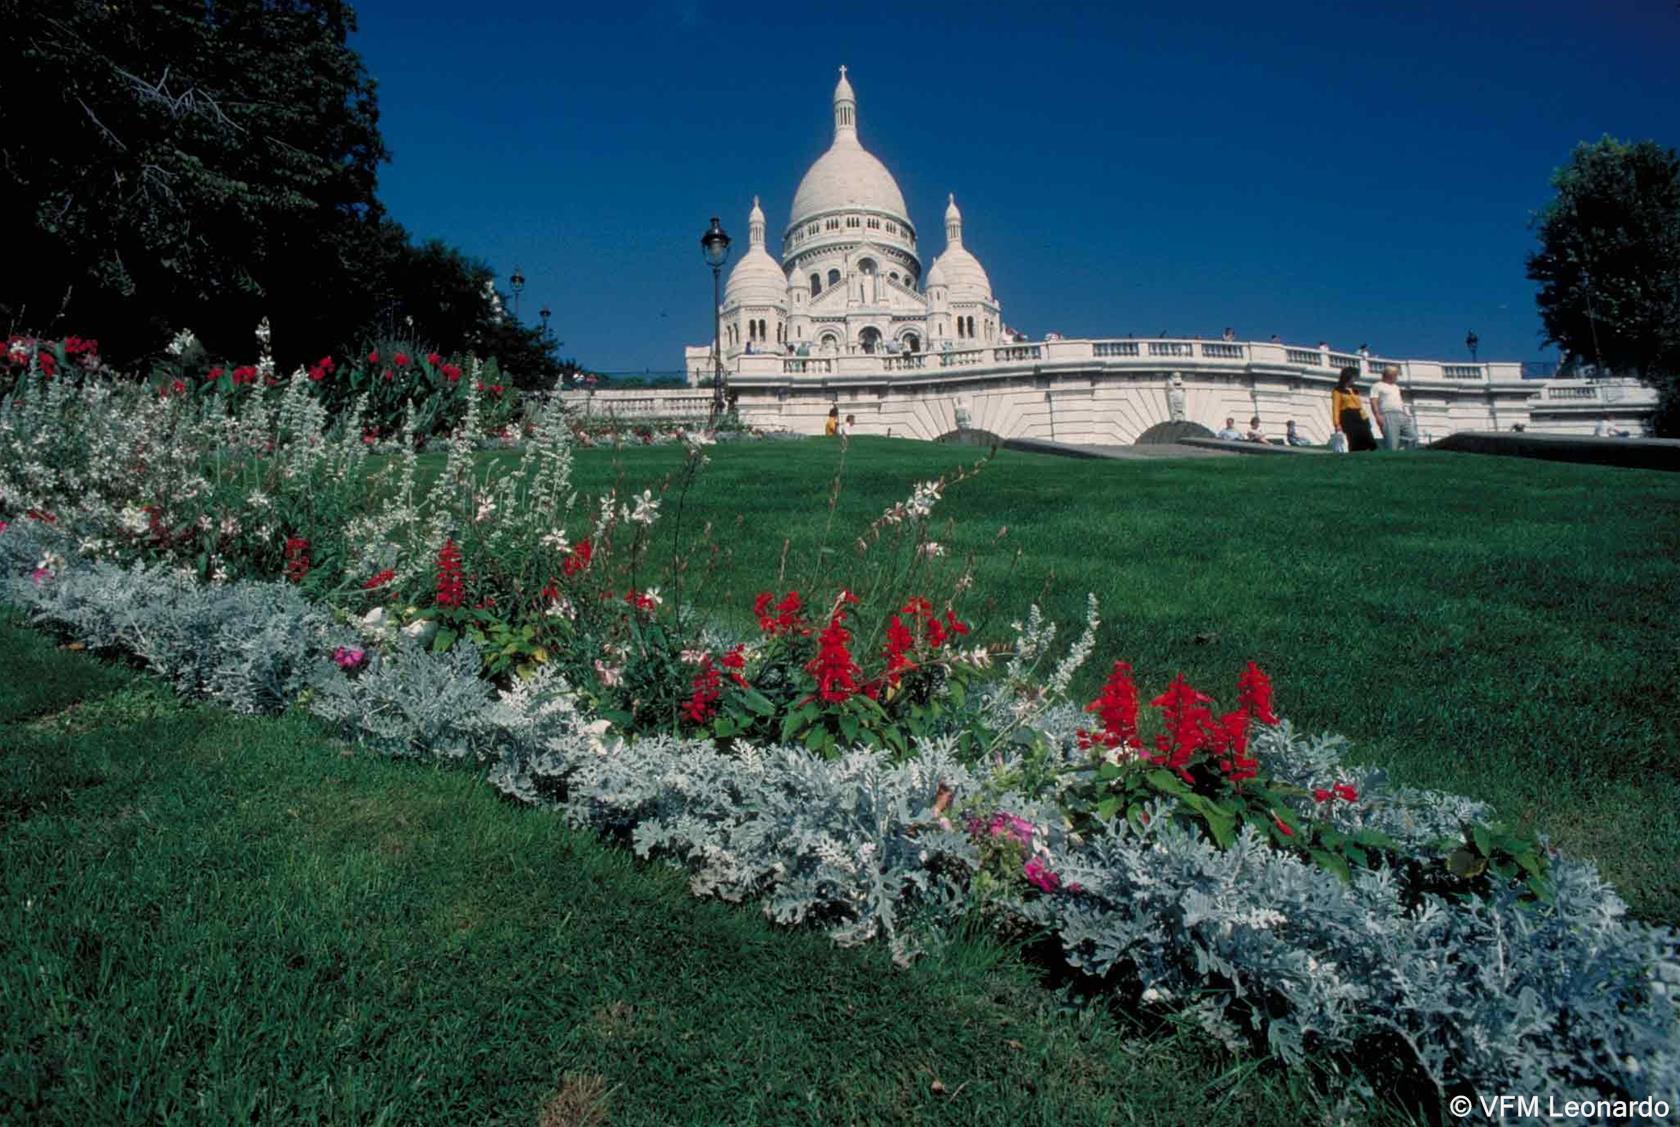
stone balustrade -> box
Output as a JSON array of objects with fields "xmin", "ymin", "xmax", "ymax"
[{"xmin": 662, "ymin": 337, "xmax": 1657, "ymax": 444}]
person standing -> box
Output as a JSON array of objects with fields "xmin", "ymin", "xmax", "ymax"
[
  {"xmin": 841, "ymin": 413, "xmax": 856, "ymax": 437},
  {"xmin": 1369, "ymin": 365, "xmax": 1417, "ymax": 450},
  {"xmin": 824, "ymin": 405, "xmax": 839, "ymax": 437},
  {"xmin": 1331, "ymin": 367, "xmax": 1377, "ymax": 451}
]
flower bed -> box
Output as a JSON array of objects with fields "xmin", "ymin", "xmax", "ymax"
[{"xmin": 2, "ymin": 336, "xmax": 1677, "ymax": 1114}]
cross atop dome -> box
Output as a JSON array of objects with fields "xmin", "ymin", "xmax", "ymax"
[{"xmin": 833, "ymin": 64, "xmax": 856, "ymax": 139}]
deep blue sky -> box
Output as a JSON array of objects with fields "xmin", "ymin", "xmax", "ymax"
[{"xmin": 349, "ymin": 0, "xmax": 1679, "ymax": 372}]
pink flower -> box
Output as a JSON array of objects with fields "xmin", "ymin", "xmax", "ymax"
[
  {"xmin": 0, "ymin": 519, "xmax": 9, "ymax": 535},
  {"xmin": 332, "ymin": 646, "xmax": 367, "ymax": 671},
  {"xmin": 1023, "ymin": 857, "xmax": 1061, "ymax": 893},
  {"xmin": 30, "ymin": 567, "xmax": 51, "ymax": 585}
]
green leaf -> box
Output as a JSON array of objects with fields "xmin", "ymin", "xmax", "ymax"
[
  {"xmin": 713, "ymin": 716, "xmax": 739, "ymax": 738},
  {"xmin": 803, "ymin": 726, "xmax": 829, "ymax": 753},
  {"xmin": 838, "ymin": 713, "xmax": 860, "ymax": 744},
  {"xmin": 1472, "ymin": 825, "xmax": 1493, "ymax": 857},
  {"xmin": 431, "ymin": 627, "xmax": 458, "ymax": 653},
  {"xmin": 739, "ymin": 688, "xmax": 776, "ymax": 717},
  {"xmin": 1095, "ymin": 796, "xmax": 1122, "ymax": 822},
  {"xmin": 1309, "ymin": 848, "xmax": 1352, "ymax": 883},
  {"xmin": 1145, "ymin": 769, "xmax": 1192, "ymax": 797},
  {"xmin": 1446, "ymin": 847, "xmax": 1487, "ymax": 879}
]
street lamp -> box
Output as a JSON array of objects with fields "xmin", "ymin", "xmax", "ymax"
[
  {"xmin": 510, "ymin": 266, "xmax": 526, "ymax": 319},
  {"xmin": 539, "ymin": 304, "xmax": 552, "ymax": 339},
  {"xmin": 700, "ymin": 216, "xmax": 732, "ymax": 418},
  {"xmin": 1465, "ymin": 330, "xmax": 1479, "ymax": 363}
]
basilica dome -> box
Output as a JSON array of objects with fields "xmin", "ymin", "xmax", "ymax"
[
  {"xmin": 788, "ymin": 67, "xmax": 910, "ymax": 228},
  {"xmin": 724, "ymin": 197, "xmax": 788, "ymax": 307},
  {"xmin": 927, "ymin": 194, "xmax": 993, "ymax": 298}
]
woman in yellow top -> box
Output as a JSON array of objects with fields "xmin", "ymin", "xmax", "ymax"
[
  {"xmin": 824, "ymin": 405, "xmax": 839, "ymax": 436},
  {"xmin": 1331, "ymin": 367, "xmax": 1377, "ymax": 451}
]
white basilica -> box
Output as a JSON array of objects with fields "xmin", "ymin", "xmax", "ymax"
[
  {"xmin": 668, "ymin": 68, "xmax": 1655, "ymax": 441},
  {"xmin": 711, "ymin": 67, "xmax": 1002, "ymax": 363}
]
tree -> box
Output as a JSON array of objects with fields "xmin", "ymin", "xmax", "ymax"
[
  {"xmin": 2, "ymin": 1, "xmax": 565, "ymax": 382},
  {"xmin": 360, "ymin": 231, "xmax": 562, "ymax": 389},
  {"xmin": 1527, "ymin": 137, "xmax": 1680, "ymax": 434},
  {"xmin": 0, "ymin": 0, "xmax": 389, "ymax": 364}
]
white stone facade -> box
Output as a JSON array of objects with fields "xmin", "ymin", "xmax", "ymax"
[
  {"xmin": 679, "ymin": 68, "xmax": 1658, "ymax": 443},
  {"xmin": 705, "ymin": 67, "xmax": 1001, "ymax": 366}
]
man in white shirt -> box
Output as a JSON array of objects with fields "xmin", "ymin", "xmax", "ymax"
[
  {"xmin": 1216, "ymin": 417, "xmax": 1243, "ymax": 440},
  {"xmin": 1369, "ymin": 366, "xmax": 1416, "ymax": 450}
]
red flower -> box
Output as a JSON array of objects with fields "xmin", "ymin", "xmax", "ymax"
[
  {"xmin": 382, "ymin": 368, "xmax": 394, "ymax": 382},
  {"xmin": 393, "ymin": 352, "xmax": 410, "ymax": 368},
  {"xmin": 206, "ymin": 366, "xmax": 225, "ymax": 383},
  {"xmin": 1272, "ymin": 812, "xmax": 1295, "ymax": 838},
  {"xmin": 441, "ymin": 363, "xmax": 462, "ymax": 382},
  {"xmin": 426, "ymin": 351, "xmax": 442, "ymax": 367},
  {"xmin": 38, "ymin": 351, "xmax": 56, "ymax": 378},
  {"xmin": 367, "ymin": 349, "xmax": 380, "ymax": 364},
  {"xmin": 1332, "ymin": 783, "xmax": 1359, "ymax": 803},
  {"xmin": 561, "ymin": 537, "xmax": 592, "ymax": 577},
  {"xmin": 1149, "ymin": 674, "xmax": 1214, "ymax": 783},
  {"xmin": 720, "ymin": 643, "xmax": 749, "ymax": 687},
  {"xmin": 1210, "ymin": 709, "xmax": 1258, "ymax": 785},
  {"xmin": 1237, "ymin": 662, "xmax": 1278, "ymax": 726},
  {"xmin": 1078, "ymin": 660, "xmax": 1141, "ymax": 752},
  {"xmin": 684, "ymin": 656, "xmax": 723, "ymax": 724},
  {"xmin": 623, "ymin": 588, "xmax": 659, "ymax": 614},
  {"xmin": 231, "ymin": 365, "xmax": 257, "ymax": 386},
  {"xmin": 943, "ymin": 609, "xmax": 970, "ymax": 637},
  {"xmin": 882, "ymin": 613, "xmax": 916, "ymax": 683},
  {"xmin": 806, "ymin": 607, "xmax": 861, "ymax": 703},
  {"xmin": 362, "ymin": 568, "xmax": 396, "ymax": 590},
  {"xmin": 283, "ymin": 537, "xmax": 311, "ymax": 584},
  {"xmin": 753, "ymin": 590, "xmax": 808, "ymax": 635},
  {"xmin": 1313, "ymin": 788, "xmax": 1333, "ymax": 803},
  {"xmin": 434, "ymin": 539, "xmax": 464, "ymax": 608}
]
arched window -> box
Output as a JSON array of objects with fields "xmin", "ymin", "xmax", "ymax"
[
  {"xmin": 819, "ymin": 332, "xmax": 839, "ymax": 352},
  {"xmin": 827, "ymin": 268, "xmax": 841, "ymax": 288},
  {"xmin": 889, "ymin": 272, "xmax": 899, "ymax": 284},
  {"xmin": 903, "ymin": 332, "xmax": 921, "ymax": 353},
  {"xmin": 810, "ymin": 273, "xmax": 821, "ymax": 296},
  {"xmin": 758, "ymin": 319, "xmax": 767, "ymax": 341},
  {"xmin": 859, "ymin": 327, "xmax": 882, "ymax": 354},
  {"xmin": 846, "ymin": 216, "xmax": 860, "ymax": 228},
  {"xmin": 858, "ymin": 258, "xmax": 877, "ymax": 276}
]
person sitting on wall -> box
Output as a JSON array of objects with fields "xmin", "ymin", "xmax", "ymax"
[
  {"xmin": 1594, "ymin": 415, "xmax": 1631, "ymax": 438},
  {"xmin": 1245, "ymin": 416, "xmax": 1271, "ymax": 443},
  {"xmin": 841, "ymin": 413, "xmax": 857, "ymax": 437},
  {"xmin": 1216, "ymin": 417, "xmax": 1243, "ymax": 441},
  {"xmin": 1284, "ymin": 419, "xmax": 1311, "ymax": 447}
]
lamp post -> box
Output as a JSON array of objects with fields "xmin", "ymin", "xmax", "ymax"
[
  {"xmin": 510, "ymin": 267, "xmax": 526, "ymax": 319},
  {"xmin": 539, "ymin": 304, "xmax": 552, "ymax": 339},
  {"xmin": 700, "ymin": 216, "xmax": 732, "ymax": 418},
  {"xmin": 1465, "ymin": 330, "xmax": 1479, "ymax": 363}
]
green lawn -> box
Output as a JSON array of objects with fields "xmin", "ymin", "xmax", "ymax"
[
  {"xmin": 0, "ymin": 614, "xmax": 1347, "ymax": 1125},
  {"xmin": 525, "ymin": 438, "xmax": 1680, "ymax": 920}
]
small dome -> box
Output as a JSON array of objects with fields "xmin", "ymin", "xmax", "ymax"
[
  {"xmin": 931, "ymin": 193, "xmax": 991, "ymax": 298},
  {"xmin": 723, "ymin": 253, "xmax": 786, "ymax": 307},
  {"xmin": 928, "ymin": 246, "xmax": 991, "ymax": 297},
  {"xmin": 725, "ymin": 195, "xmax": 788, "ymax": 308}
]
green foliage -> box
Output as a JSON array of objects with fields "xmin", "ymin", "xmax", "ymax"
[
  {"xmin": 2, "ymin": 616, "xmax": 1316, "ymax": 1125},
  {"xmin": 0, "ymin": 3, "xmax": 568, "ymax": 381},
  {"xmin": 1527, "ymin": 136, "xmax": 1680, "ymax": 433}
]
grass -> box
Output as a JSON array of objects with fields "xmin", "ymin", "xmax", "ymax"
[
  {"xmin": 0, "ymin": 613, "xmax": 1357, "ymax": 1124},
  {"xmin": 470, "ymin": 437, "xmax": 1680, "ymax": 920}
]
